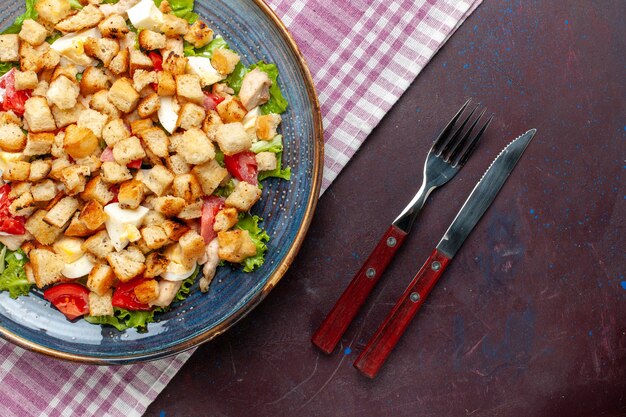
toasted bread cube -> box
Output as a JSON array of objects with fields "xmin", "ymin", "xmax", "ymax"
[
  {"xmin": 35, "ymin": 0, "xmax": 71, "ymax": 24},
  {"xmin": 39, "ymin": 45, "xmax": 61, "ymax": 71},
  {"xmin": 63, "ymin": 124, "xmax": 98, "ymax": 159},
  {"xmin": 0, "ymin": 35, "xmax": 19, "ymax": 62},
  {"xmin": 102, "ymin": 119, "xmax": 130, "ymax": 147},
  {"xmin": 51, "ymin": 103, "xmax": 83, "ymax": 128},
  {"xmin": 60, "ymin": 165, "xmax": 90, "ymax": 195},
  {"xmin": 142, "ymin": 165, "xmax": 174, "ymax": 196},
  {"xmin": 152, "ymin": 195, "xmax": 185, "ymax": 217},
  {"xmin": 49, "ymin": 157, "xmax": 71, "ymax": 180},
  {"xmin": 144, "ymin": 252, "xmax": 169, "ymax": 278},
  {"xmin": 2, "ymin": 161, "xmax": 30, "ymax": 181},
  {"xmin": 214, "ymin": 207, "xmax": 238, "ymax": 232},
  {"xmin": 133, "ymin": 279, "xmax": 160, "ymax": 304},
  {"xmin": 255, "ymin": 151, "xmax": 277, "ymax": 171},
  {"xmin": 18, "ymin": 43, "xmax": 42, "ymax": 73},
  {"xmin": 79, "ymin": 66, "xmax": 110, "ymax": 95},
  {"xmin": 215, "ymin": 122, "xmax": 251, "ymax": 155},
  {"xmin": 32, "ymin": 80, "xmax": 49, "ymax": 97},
  {"xmin": 107, "ymin": 249, "xmax": 146, "ymax": 282},
  {"xmin": 78, "ymin": 200, "xmax": 107, "ymax": 230},
  {"xmin": 88, "ymin": 290, "xmax": 114, "ymax": 316},
  {"xmin": 63, "ymin": 213, "xmax": 91, "ymax": 237},
  {"xmin": 138, "ymin": 30, "xmax": 166, "ymax": 50},
  {"xmin": 7, "ymin": 181, "xmax": 30, "ymax": 199},
  {"xmin": 141, "ymin": 127, "xmax": 169, "ymax": 158},
  {"xmin": 133, "ymin": 69, "xmax": 157, "ymax": 92},
  {"xmin": 130, "ymin": 118, "xmax": 153, "ymax": 137},
  {"xmin": 162, "ymin": 53, "xmax": 187, "ymax": 76},
  {"xmin": 129, "ymin": 49, "xmax": 154, "ymax": 76},
  {"xmin": 176, "ymin": 128, "xmax": 214, "ymax": 165},
  {"xmin": 116, "ymin": 179, "xmax": 145, "ymax": 210},
  {"xmin": 217, "ymin": 229, "xmax": 257, "ymax": 263},
  {"xmin": 46, "ymin": 75, "xmax": 79, "ymax": 110},
  {"xmin": 108, "ymin": 78, "xmax": 140, "ymax": 113},
  {"xmin": 179, "ymin": 229, "xmax": 205, "ymax": 260},
  {"xmin": 9, "ymin": 192, "xmax": 35, "ymax": 216},
  {"xmin": 141, "ymin": 225, "xmax": 168, "ymax": 250},
  {"xmin": 18, "ymin": 19, "xmax": 47, "ymax": 46},
  {"xmin": 158, "ymin": 12, "xmax": 186, "ymax": 34},
  {"xmin": 84, "ymin": 37, "xmax": 120, "ymax": 67},
  {"xmin": 211, "ymin": 48, "xmax": 240, "ymax": 76},
  {"xmin": 165, "ymin": 153, "xmax": 190, "ymax": 174},
  {"xmin": 137, "ymin": 93, "xmax": 161, "ymax": 118},
  {"xmin": 225, "ymin": 181, "xmax": 261, "ymax": 212},
  {"xmin": 55, "ymin": 4, "xmax": 103, "ymax": 32},
  {"xmin": 75, "ymin": 153, "xmax": 103, "ymax": 173},
  {"xmin": 30, "ymin": 248, "xmax": 65, "ymax": 288},
  {"xmin": 51, "ymin": 64, "xmax": 78, "ymax": 82},
  {"xmin": 157, "ymin": 70, "xmax": 176, "ymax": 96},
  {"xmin": 14, "ymin": 70, "xmax": 38, "ymax": 90},
  {"xmin": 90, "ymin": 90, "xmax": 121, "ymax": 120},
  {"xmin": 26, "ymin": 210, "xmax": 62, "ymax": 245},
  {"xmin": 81, "ymin": 175, "xmax": 114, "ymax": 206},
  {"xmin": 255, "ymin": 114, "xmax": 282, "ymax": 141},
  {"xmin": 23, "ymin": 132, "xmax": 54, "ymax": 156},
  {"xmin": 30, "ymin": 179, "xmax": 56, "ymax": 201},
  {"xmin": 216, "ymin": 97, "xmax": 246, "ymax": 123},
  {"xmin": 175, "ymin": 74, "xmax": 203, "ymax": 104},
  {"xmin": 98, "ymin": 14, "xmax": 129, "ymax": 39},
  {"xmin": 112, "ymin": 136, "xmax": 146, "ymax": 165},
  {"xmin": 24, "ymin": 97, "xmax": 56, "ymax": 132},
  {"xmin": 0, "ymin": 123, "xmax": 26, "ymax": 152},
  {"xmin": 161, "ymin": 219, "xmax": 190, "ymax": 241},
  {"xmin": 44, "ymin": 196, "xmax": 79, "ymax": 228},
  {"xmin": 108, "ymin": 47, "xmax": 129, "ymax": 75},
  {"xmin": 77, "ymin": 109, "xmax": 108, "ymax": 139},
  {"xmin": 101, "ymin": 161, "xmax": 132, "ymax": 184},
  {"xmin": 83, "ymin": 230, "xmax": 114, "ymax": 259},
  {"xmin": 171, "ymin": 174, "xmax": 203, "ymax": 204},
  {"xmin": 202, "ymin": 109, "xmax": 223, "ymax": 137},
  {"xmin": 29, "ymin": 159, "xmax": 52, "ymax": 182},
  {"xmin": 177, "ymin": 200, "xmax": 202, "ymax": 219},
  {"xmin": 192, "ymin": 159, "xmax": 228, "ymax": 195},
  {"xmin": 239, "ymin": 68, "xmax": 271, "ymax": 111},
  {"xmin": 87, "ymin": 264, "xmax": 115, "ymax": 295},
  {"xmin": 0, "ymin": 110, "xmax": 21, "ymax": 126},
  {"xmin": 141, "ymin": 210, "xmax": 166, "ymax": 227},
  {"xmin": 184, "ymin": 20, "xmax": 213, "ymax": 48},
  {"xmin": 177, "ymin": 102, "xmax": 205, "ymax": 130}
]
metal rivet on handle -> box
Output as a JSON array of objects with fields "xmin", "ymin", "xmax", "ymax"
[
  {"xmin": 366, "ymin": 268, "xmax": 376, "ymax": 278},
  {"xmin": 386, "ymin": 237, "xmax": 397, "ymax": 247},
  {"xmin": 431, "ymin": 261, "xmax": 441, "ymax": 271},
  {"xmin": 410, "ymin": 292, "xmax": 420, "ymax": 302}
]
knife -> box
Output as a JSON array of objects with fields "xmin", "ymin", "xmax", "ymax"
[{"xmin": 353, "ymin": 128, "xmax": 537, "ymax": 378}]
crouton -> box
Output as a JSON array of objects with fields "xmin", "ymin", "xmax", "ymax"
[
  {"xmin": 101, "ymin": 161, "xmax": 132, "ymax": 184},
  {"xmin": 183, "ymin": 20, "xmax": 213, "ymax": 48},
  {"xmin": 133, "ymin": 279, "xmax": 160, "ymax": 304},
  {"xmin": 161, "ymin": 219, "xmax": 190, "ymax": 241},
  {"xmin": 167, "ymin": 133, "xmax": 183, "ymax": 153},
  {"xmin": 0, "ymin": 35, "xmax": 19, "ymax": 62},
  {"xmin": 144, "ymin": 252, "xmax": 169, "ymax": 278},
  {"xmin": 88, "ymin": 290, "xmax": 114, "ymax": 316},
  {"xmin": 18, "ymin": 19, "xmax": 48, "ymax": 46},
  {"xmin": 116, "ymin": 179, "xmax": 145, "ymax": 210},
  {"xmin": 79, "ymin": 66, "xmax": 110, "ymax": 95},
  {"xmin": 152, "ymin": 195, "xmax": 185, "ymax": 217},
  {"xmin": 83, "ymin": 230, "xmax": 114, "ymax": 260},
  {"xmin": 2, "ymin": 161, "xmax": 30, "ymax": 181},
  {"xmin": 8, "ymin": 182, "xmax": 30, "ymax": 199},
  {"xmin": 255, "ymin": 151, "xmax": 277, "ymax": 171},
  {"xmin": 112, "ymin": 136, "xmax": 145, "ymax": 165},
  {"xmin": 32, "ymin": 80, "xmax": 49, "ymax": 97},
  {"xmin": 28, "ymin": 159, "xmax": 51, "ymax": 182},
  {"xmin": 176, "ymin": 128, "xmax": 214, "ymax": 165},
  {"xmin": 0, "ymin": 123, "xmax": 26, "ymax": 152},
  {"xmin": 142, "ymin": 209, "xmax": 166, "ymax": 227},
  {"xmin": 225, "ymin": 181, "xmax": 262, "ymax": 211},
  {"xmin": 107, "ymin": 47, "xmax": 129, "ymax": 75},
  {"xmin": 84, "ymin": 37, "xmax": 120, "ymax": 66},
  {"xmin": 55, "ymin": 4, "xmax": 104, "ymax": 32},
  {"xmin": 81, "ymin": 175, "xmax": 114, "ymax": 206},
  {"xmin": 137, "ymin": 128, "xmax": 166, "ymax": 159},
  {"xmin": 177, "ymin": 200, "xmax": 202, "ymax": 219},
  {"xmin": 31, "ymin": 179, "xmax": 57, "ymax": 201},
  {"xmin": 9, "ymin": 192, "xmax": 35, "ymax": 217},
  {"xmin": 162, "ymin": 53, "xmax": 187, "ymax": 76},
  {"xmin": 239, "ymin": 68, "xmax": 271, "ymax": 110},
  {"xmin": 48, "ymin": 157, "xmax": 71, "ymax": 180},
  {"xmin": 192, "ymin": 159, "xmax": 228, "ymax": 195},
  {"xmin": 133, "ymin": 69, "xmax": 157, "ymax": 92},
  {"xmin": 38, "ymin": 44, "xmax": 60, "ymax": 70},
  {"xmin": 141, "ymin": 225, "xmax": 168, "ymax": 250},
  {"xmin": 216, "ymin": 97, "xmax": 247, "ymax": 123},
  {"xmin": 50, "ymin": 103, "xmax": 83, "ymax": 128},
  {"xmin": 35, "ymin": 0, "xmax": 71, "ymax": 24},
  {"xmin": 175, "ymin": 74, "xmax": 203, "ymax": 103},
  {"xmin": 179, "ymin": 229, "xmax": 205, "ymax": 261},
  {"xmin": 215, "ymin": 122, "xmax": 251, "ymax": 155},
  {"xmin": 30, "ymin": 248, "xmax": 65, "ymax": 288},
  {"xmin": 51, "ymin": 64, "xmax": 77, "ymax": 82},
  {"xmin": 44, "ymin": 196, "xmax": 79, "ymax": 227},
  {"xmin": 161, "ymin": 14, "xmax": 188, "ymax": 36},
  {"xmin": 138, "ymin": 30, "xmax": 166, "ymax": 50},
  {"xmin": 52, "ymin": 236, "xmax": 84, "ymax": 263},
  {"xmin": 102, "ymin": 119, "xmax": 130, "ymax": 147},
  {"xmin": 255, "ymin": 114, "xmax": 282, "ymax": 140},
  {"xmin": 74, "ymin": 153, "xmax": 102, "ymax": 173},
  {"xmin": 157, "ymin": 70, "xmax": 176, "ymax": 96},
  {"xmin": 108, "ymin": 78, "xmax": 140, "ymax": 113},
  {"xmin": 137, "ymin": 93, "xmax": 160, "ymax": 118},
  {"xmin": 211, "ymin": 48, "xmax": 240, "ymax": 75},
  {"xmin": 165, "ymin": 153, "xmax": 190, "ymax": 175},
  {"xmin": 0, "ymin": 110, "xmax": 21, "ymax": 127},
  {"xmin": 171, "ymin": 173, "xmax": 202, "ymax": 204},
  {"xmin": 25, "ymin": 210, "xmax": 63, "ymax": 245},
  {"xmin": 23, "ymin": 132, "xmax": 54, "ymax": 156},
  {"xmin": 24, "ymin": 97, "xmax": 56, "ymax": 132},
  {"xmin": 214, "ymin": 207, "xmax": 238, "ymax": 232},
  {"xmin": 46, "ymin": 75, "xmax": 79, "ymax": 110},
  {"xmin": 63, "ymin": 124, "xmax": 98, "ymax": 158},
  {"xmin": 98, "ymin": 14, "xmax": 129, "ymax": 39},
  {"xmin": 86, "ymin": 263, "xmax": 114, "ymax": 295},
  {"xmin": 177, "ymin": 102, "xmax": 205, "ymax": 130},
  {"xmin": 217, "ymin": 229, "xmax": 256, "ymax": 263},
  {"xmin": 107, "ymin": 249, "xmax": 146, "ymax": 282},
  {"xmin": 141, "ymin": 165, "xmax": 174, "ymax": 196},
  {"xmin": 78, "ymin": 200, "xmax": 107, "ymax": 230},
  {"xmin": 77, "ymin": 109, "xmax": 109, "ymax": 139},
  {"xmin": 129, "ymin": 49, "xmax": 154, "ymax": 76},
  {"xmin": 18, "ymin": 43, "xmax": 42, "ymax": 72},
  {"xmin": 129, "ymin": 118, "xmax": 153, "ymax": 137},
  {"xmin": 14, "ymin": 70, "xmax": 38, "ymax": 90},
  {"xmin": 202, "ymin": 109, "xmax": 223, "ymax": 138},
  {"xmin": 90, "ymin": 90, "xmax": 121, "ymax": 120}
]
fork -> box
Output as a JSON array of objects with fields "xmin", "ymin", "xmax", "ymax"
[{"xmin": 311, "ymin": 99, "xmax": 492, "ymax": 354}]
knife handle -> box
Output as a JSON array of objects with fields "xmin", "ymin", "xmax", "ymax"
[
  {"xmin": 311, "ymin": 225, "xmax": 408, "ymax": 354},
  {"xmin": 353, "ymin": 249, "xmax": 450, "ymax": 378}
]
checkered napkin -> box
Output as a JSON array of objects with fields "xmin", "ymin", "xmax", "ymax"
[{"xmin": 0, "ymin": 0, "xmax": 481, "ymax": 415}]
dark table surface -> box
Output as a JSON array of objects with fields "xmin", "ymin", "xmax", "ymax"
[{"xmin": 146, "ymin": 1, "xmax": 626, "ymax": 416}]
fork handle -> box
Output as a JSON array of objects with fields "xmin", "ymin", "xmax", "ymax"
[
  {"xmin": 353, "ymin": 249, "xmax": 450, "ymax": 378},
  {"xmin": 311, "ymin": 225, "xmax": 408, "ymax": 354}
]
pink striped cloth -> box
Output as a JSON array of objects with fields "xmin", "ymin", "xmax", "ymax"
[{"xmin": 0, "ymin": 0, "xmax": 481, "ymax": 415}]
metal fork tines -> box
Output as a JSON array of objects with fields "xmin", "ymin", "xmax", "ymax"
[{"xmin": 392, "ymin": 99, "xmax": 492, "ymax": 232}]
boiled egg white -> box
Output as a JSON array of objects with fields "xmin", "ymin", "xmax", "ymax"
[
  {"xmin": 161, "ymin": 261, "xmax": 197, "ymax": 281},
  {"xmin": 186, "ymin": 56, "xmax": 225, "ymax": 87},
  {"xmin": 62, "ymin": 255, "xmax": 95, "ymax": 279},
  {"xmin": 242, "ymin": 106, "xmax": 260, "ymax": 135},
  {"xmin": 127, "ymin": 0, "xmax": 164, "ymax": 32},
  {"xmin": 103, "ymin": 203, "xmax": 150, "ymax": 251},
  {"xmin": 50, "ymin": 28, "xmax": 101, "ymax": 66},
  {"xmin": 158, "ymin": 96, "xmax": 178, "ymax": 134}
]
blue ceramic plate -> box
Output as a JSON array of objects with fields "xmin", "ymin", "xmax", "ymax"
[{"xmin": 0, "ymin": 0, "xmax": 323, "ymax": 364}]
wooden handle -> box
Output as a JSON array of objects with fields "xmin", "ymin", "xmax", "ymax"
[
  {"xmin": 311, "ymin": 225, "xmax": 408, "ymax": 354},
  {"xmin": 353, "ymin": 249, "xmax": 450, "ymax": 378}
]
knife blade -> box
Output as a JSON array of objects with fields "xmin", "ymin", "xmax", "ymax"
[{"xmin": 353, "ymin": 128, "xmax": 537, "ymax": 378}]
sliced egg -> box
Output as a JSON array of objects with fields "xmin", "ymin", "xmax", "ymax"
[
  {"xmin": 103, "ymin": 203, "xmax": 150, "ymax": 251},
  {"xmin": 50, "ymin": 28, "xmax": 101, "ymax": 66},
  {"xmin": 242, "ymin": 106, "xmax": 260, "ymax": 133},
  {"xmin": 53, "ymin": 237, "xmax": 84, "ymax": 264},
  {"xmin": 186, "ymin": 56, "xmax": 226, "ymax": 87},
  {"xmin": 161, "ymin": 261, "xmax": 197, "ymax": 281},
  {"xmin": 62, "ymin": 255, "xmax": 95, "ymax": 279},
  {"xmin": 127, "ymin": 0, "xmax": 164, "ymax": 32},
  {"xmin": 158, "ymin": 96, "xmax": 178, "ymax": 134}
]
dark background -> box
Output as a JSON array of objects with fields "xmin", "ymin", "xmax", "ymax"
[{"xmin": 147, "ymin": 1, "xmax": 626, "ymax": 416}]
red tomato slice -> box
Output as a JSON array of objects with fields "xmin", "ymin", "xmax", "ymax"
[
  {"xmin": 127, "ymin": 158, "xmax": 142, "ymax": 169},
  {"xmin": 43, "ymin": 283, "xmax": 90, "ymax": 320},
  {"xmin": 148, "ymin": 51, "xmax": 163, "ymax": 72},
  {"xmin": 224, "ymin": 151, "xmax": 258, "ymax": 185},
  {"xmin": 1, "ymin": 69, "xmax": 31, "ymax": 116},
  {"xmin": 202, "ymin": 92, "xmax": 225, "ymax": 111},
  {"xmin": 200, "ymin": 196, "xmax": 225, "ymax": 243},
  {"xmin": 100, "ymin": 147, "xmax": 114, "ymax": 162},
  {"xmin": 112, "ymin": 277, "xmax": 152, "ymax": 311},
  {"xmin": 0, "ymin": 184, "xmax": 25, "ymax": 235}
]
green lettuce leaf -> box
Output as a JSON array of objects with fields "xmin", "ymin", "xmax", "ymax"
[
  {"xmin": 0, "ymin": 62, "xmax": 18, "ymax": 77},
  {"xmin": 250, "ymin": 135, "xmax": 283, "ymax": 154},
  {"xmin": 183, "ymin": 36, "xmax": 229, "ymax": 58},
  {"xmin": 100, "ymin": 0, "xmax": 120, "ymax": 3},
  {"xmin": 154, "ymin": 0, "xmax": 198, "ymax": 24},
  {"xmin": 2, "ymin": 0, "xmax": 37, "ymax": 35},
  {"xmin": 258, "ymin": 152, "xmax": 291, "ymax": 181},
  {"xmin": 69, "ymin": 0, "xmax": 83, "ymax": 9},
  {"xmin": 223, "ymin": 61, "xmax": 247, "ymax": 93},
  {"xmin": 214, "ymin": 179, "xmax": 235, "ymax": 197},
  {"xmin": 236, "ymin": 214, "xmax": 269, "ymax": 272},
  {"xmin": 45, "ymin": 31, "xmax": 63, "ymax": 44},
  {"xmin": 85, "ymin": 307, "xmax": 162, "ymax": 332},
  {"xmin": 173, "ymin": 270, "xmax": 197, "ymax": 302},
  {"xmin": 249, "ymin": 62, "xmax": 288, "ymax": 115},
  {"xmin": 0, "ymin": 247, "xmax": 32, "ymax": 299}
]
